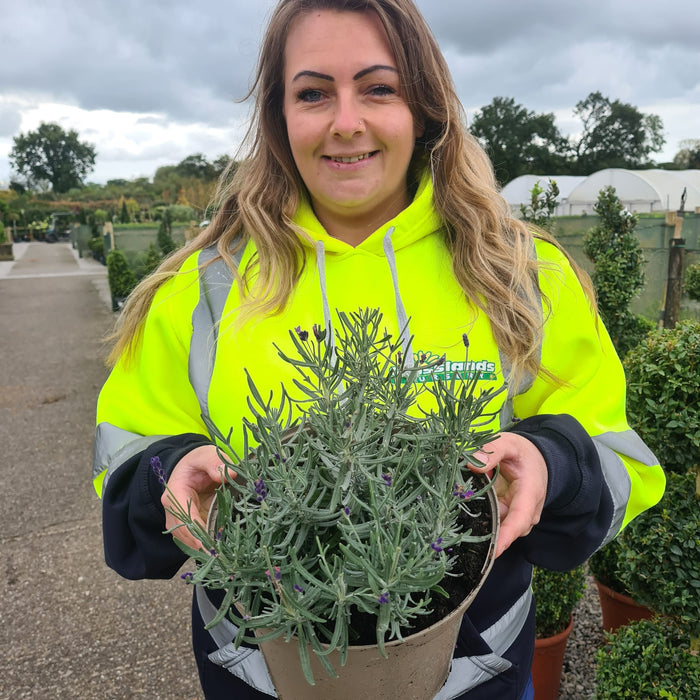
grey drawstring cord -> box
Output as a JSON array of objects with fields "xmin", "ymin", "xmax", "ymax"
[
  {"xmin": 314, "ymin": 240, "xmax": 338, "ymax": 362},
  {"xmin": 382, "ymin": 227, "xmax": 414, "ymax": 369}
]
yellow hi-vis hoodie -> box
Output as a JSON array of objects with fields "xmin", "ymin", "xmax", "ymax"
[{"xmin": 95, "ymin": 175, "xmax": 663, "ymax": 533}]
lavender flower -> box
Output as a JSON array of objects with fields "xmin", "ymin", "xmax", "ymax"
[
  {"xmin": 382, "ymin": 473, "xmax": 392, "ymax": 487},
  {"xmin": 431, "ymin": 538, "xmax": 444, "ymax": 553},
  {"xmin": 295, "ymin": 325, "xmax": 309, "ymax": 342},
  {"xmin": 313, "ymin": 324, "xmax": 326, "ymax": 342},
  {"xmin": 150, "ymin": 456, "xmax": 166, "ymax": 485},
  {"xmin": 462, "ymin": 333, "xmax": 469, "ymax": 348},
  {"xmin": 254, "ymin": 478, "xmax": 268, "ymax": 502},
  {"xmin": 377, "ymin": 592, "xmax": 390, "ymax": 604},
  {"xmin": 265, "ymin": 566, "xmax": 282, "ymax": 581},
  {"xmin": 180, "ymin": 572, "xmax": 194, "ymax": 584},
  {"xmin": 294, "ymin": 584, "xmax": 305, "ymax": 594}
]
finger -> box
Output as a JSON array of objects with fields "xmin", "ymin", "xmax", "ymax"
[{"xmin": 495, "ymin": 494, "xmax": 540, "ymax": 558}]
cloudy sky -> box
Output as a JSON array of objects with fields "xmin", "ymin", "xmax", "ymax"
[{"xmin": 1, "ymin": 0, "xmax": 698, "ymax": 185}]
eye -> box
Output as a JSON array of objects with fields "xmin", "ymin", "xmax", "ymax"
[
  {"xmin": 297, "ymin": 88, "xmax": 325, "ymax": 103},
  {"xmin": 369, "ymin": 84, "xmax": 396, "ymax": 97}
]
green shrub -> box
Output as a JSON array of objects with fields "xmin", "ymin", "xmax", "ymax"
[
  {"xmin": 532, "ymin": 565, "xmax": 586, "ymax": 638},
  {"xmin": 588, "ymin": 536, "xmax": 628, "ymax": 595},
  {"xmin": 0, "ymin": 220, "xmax": 6, "ymax": 243},
  {"xmin": 157, "ymin": 219, "xmax": 177, "ymax": 256},
  {"xmin": 624, "ymin": 320, "xmax": 700, "ymax": 475},
  {"xmin": 583, "ymin": 187, "xmax": 650, "ymax": 357},
  {"xmin": 617, "ymin": 471, "xmax": 700, "ymax": 638},
  {"xmin": 684, "ymin": 262, "xmax": 700, "ymax": 302},
  {"xmin": 107, "ymin": 248, "xmax": 137, "ymax": 307},
  {"xmin": 87, "ymin": 236, "xmax": 105, "ymax": 264},
  {"xmin": 594, "ymin": 618, "xmax": 700, "ymax": 700}
]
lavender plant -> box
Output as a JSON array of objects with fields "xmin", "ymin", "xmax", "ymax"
[{"xmin": 163, "ymin": 308, "xmax": 503, "ymax": 684}]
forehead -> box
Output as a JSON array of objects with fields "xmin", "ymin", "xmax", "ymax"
[{"xmin": 283, "ymin": 9, "xmax": 397, "ymax": 77}]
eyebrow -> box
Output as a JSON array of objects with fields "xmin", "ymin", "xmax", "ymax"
[{"xmin": 291, "ymin": 64, "xmax": 398, "ymax": 82}]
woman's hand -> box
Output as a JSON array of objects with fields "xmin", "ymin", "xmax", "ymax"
[
  {"xmin": 161, "ymin": 444, "xmax": 231, "ymax": 551},
  {"xmin": 470, "ymin": 433, "xmax": 548, "ymax": 558}
]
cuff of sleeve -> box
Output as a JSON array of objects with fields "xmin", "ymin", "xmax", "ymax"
[{"xmin": 509, "ymin": 414, "xmax": 598, "ymax": 512}]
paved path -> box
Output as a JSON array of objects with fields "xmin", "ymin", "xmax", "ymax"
[{"xmin": 0, "ymin": 243, "xmax": 202, "ymax": 699}]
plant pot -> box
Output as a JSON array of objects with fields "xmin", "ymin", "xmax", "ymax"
[
  {"xmin": 208, "ymin": 482, "xmax": 499, "ymax": 699},
  {"xmin": 594, "ymin": 579, "xmax": 653, "ymax": 632},
  {"xmin": 531, "ymin": 614, "xmax": 574, "ymax": 700}
]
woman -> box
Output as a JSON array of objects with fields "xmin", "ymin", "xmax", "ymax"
[{"xmin": 94, "ymin": 1, "xmax": 664, "ymax": 698}]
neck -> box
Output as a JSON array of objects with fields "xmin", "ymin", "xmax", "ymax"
[{"xmin": 312, "ymin": 195, "xmax": 410, "ymax": 247}]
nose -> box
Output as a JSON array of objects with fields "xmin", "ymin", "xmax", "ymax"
[{"xmin": 331, "ymin": 93, "xmax": 365, "ymax": 139}]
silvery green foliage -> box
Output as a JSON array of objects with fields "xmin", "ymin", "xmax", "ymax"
[{"xmin": 165, "ymin": 308, "xmax": 503, "ymax": 684}]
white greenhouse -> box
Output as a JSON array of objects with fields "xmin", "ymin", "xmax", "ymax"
[
  {"xmin": 500, "ymin": 175, "xmax": 586, "ymax": 217},
  {"xmin": 502, "ymin": 169, "xmax": 700, "ymax": 216}
]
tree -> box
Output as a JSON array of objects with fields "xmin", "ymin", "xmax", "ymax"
[
  {"xmin": 572, "ymin": 92, "xmax": 664, "ymax": 173},
  {"xmin": 673, "ymin": 139, "xmax": 700, "ymax": 169},
  {"xmin": 9, "ymin": 122, "xmax": 97, "ymax": 193},
  {"xmin": 470, "ymin": 97, "xmax": 569, "ymax": 184}
]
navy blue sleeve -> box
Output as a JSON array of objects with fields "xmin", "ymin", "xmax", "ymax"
[
  {"xmin": 508, "ymin": 414, "xmax": 614, "ymax": 571},
  {"xmin": 102, "ymin": 433, "xmax": 213, "ymax": 580}
]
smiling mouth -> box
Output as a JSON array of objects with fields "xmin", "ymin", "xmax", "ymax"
[{"xmin": 325, "ymin": 151, "xmax": 378, "ymax": 164}]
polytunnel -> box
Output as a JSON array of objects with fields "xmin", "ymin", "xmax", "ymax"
[
  {"xmin": 564, "ymin": 169, "xmax": 700, "ymax": 215},
  {"xmin": 500, "ymin": 175, "xmax": 586, "ymax": 217}
]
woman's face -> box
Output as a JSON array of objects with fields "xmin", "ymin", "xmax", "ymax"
[{"xmin": 283, "ymin": 10, "xmax": 422, "ymax": 243}]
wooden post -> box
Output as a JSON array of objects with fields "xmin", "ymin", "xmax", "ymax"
[{"xmin": 662, "ymin": 213, "xmax": 685, "ymax": 329}]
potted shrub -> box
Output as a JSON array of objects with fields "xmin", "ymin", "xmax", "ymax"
[
  {"xmin": 594, "ymin": 617, "xmax": 700, "ymax": 700},
  {"xmin": 624, "ymin": 320, "xmax": 700, "ymax": 477},
  {"xmin": 163, "ymin": 308, "xmax": 502, "ymax": 697},
  {"xmin": 531, "ymin": 565, "xmax": 586, "ymax": 700},
  {"xmin": 588, "ymin": 536, "xmax": 653, "ymax": 632},
  {"xmin": 106, "ymin": 248, "xmax": 137, "ymax": 311},
  {"xmin": 617, "ymin": 470, "xmax": 700, "ymax": 649},
  {"xmin": 589, "ymin": 321, "xmax": 699, "ymax": 629}
]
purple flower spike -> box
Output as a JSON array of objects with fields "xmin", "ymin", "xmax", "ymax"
[
  {"xmin": 265, "ymin": 566, "xmax": 282, "ymax": 581},
  {"xmin": 254, "ymin": 478, "xmax": 267, "ymax": 502},
  {"xmin": 378, "ymin": 592, "xmax": 390, "ymax": 604},
  {"xmin": 344, "ymin": 506, "xmax": 350, "ymax": 516},
  {"xmin": 295, "ymin": 326, "xmax": 309, "ymax": 342},
  {"xmin": 382, "ymin": 473, "xmax": 392, "ymax": 487},
  {"xmin": 431, "ymin": 538, "xmax": 444, "ymax": 553},
  {"xmin": 313, "ymin": 324, "xmax": 326, "ymax": 342},
  {"xmin": 462, "ymin": 333, "xmax": 470, "ymax": 348},
  {"xmin": 294, "ymin": 584, "xmax": 305, "ymax": 594},
  {"xmin": 150, "ymin": 456, "xmax": 166, "ymax": 485},
  {"xmin": 180, "ymin": 572, "xmax": 194, "ymax": 584}
]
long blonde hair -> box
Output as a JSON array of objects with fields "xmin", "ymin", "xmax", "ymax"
[{"xmin": 109, "ymin": 0, "xmax": 594, "ymax": 388}]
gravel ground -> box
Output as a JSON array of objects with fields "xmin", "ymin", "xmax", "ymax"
[{"xmin": 559, "ymin": 571, "xmax": 605, "ymax": 700}]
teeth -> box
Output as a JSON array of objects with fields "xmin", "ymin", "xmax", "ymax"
[{"xmin": 332, "ymin": 153, "xmax": 371, "ymax": 163}]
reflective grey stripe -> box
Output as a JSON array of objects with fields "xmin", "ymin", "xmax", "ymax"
[
  {"xmin": 197, "ymin": 584, "xmax": 533, "ymax": 698},
  {"xmin": 93, "ymin": 421, "xmax": 168, "ymax": 491},
  {"xmin": 592, "ymin": 429, "xmax": 656, "ymax": 544},
  {"xmin": 434, "ymin": 588, "xmax": 532, "ymax": 700},
  {"xmin": 196, "ymin": 585, "xmax": 277, "ymax": 697},
  {"xmin": 189, "ymin": 245, "xmax": 241, "ymax": 418}
]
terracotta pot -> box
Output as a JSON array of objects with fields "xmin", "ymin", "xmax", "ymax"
[
  {"xmin": 531, "ymin": 614, "xmax": 574, "ymax": 700},
  {"xmin": 594, "ymin": 579, "xmax": 654, "ymax": 632}
]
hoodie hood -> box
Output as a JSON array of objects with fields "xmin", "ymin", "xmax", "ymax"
[{"xmin": 293, "ymin": 171, "xmax": 443, "ymax": 255}]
